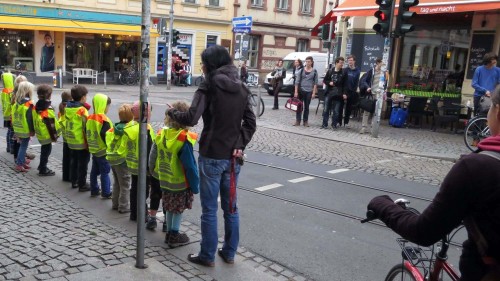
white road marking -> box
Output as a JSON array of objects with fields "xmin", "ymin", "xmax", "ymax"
[
  {"xmin": 288, "ymin": 176, "xmax": 315, "ymax": 183},
  {"xmin": 375, "ymin": 159, "xmax": 393, "ymax": 164},
  {"xmin": 327, "ymin": 168, "xmax": 349, "ymax": 174},
  {"xmin": 255, "ymin": 183, "xmax": 283, "ymax": 192}
]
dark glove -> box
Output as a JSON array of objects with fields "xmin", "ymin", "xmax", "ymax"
[{"xmin": 367, "ymin": 195, "xmax": 394, "ymax": 216}]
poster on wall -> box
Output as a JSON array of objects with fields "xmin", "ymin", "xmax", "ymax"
[
  {"xmin": 39, "ymin": 31, "xmax": 55, "ymax": 72},
  {"xmin": 350, "ymin": 33, "xmax": 385, "ymax": 72}
]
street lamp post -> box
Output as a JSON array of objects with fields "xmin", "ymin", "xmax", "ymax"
[{"xmin": 167, "ymin": 0, "xmax": 174, "ymax": 90}]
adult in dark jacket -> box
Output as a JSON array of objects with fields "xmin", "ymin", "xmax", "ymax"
[
  {"xmin": 341, "ymin": 55, "xmax": 361, "ymax": 127},
  {"xmin": 167, "ymin": 45, "xmax": 256, "ymax": 267},
  {"xmin": 367, "ymin": 85, "xmax": 500, "ymax": 281},
  {"xmin": 322, "ymin": 57, "xmax": 347, "ymax": 129}
]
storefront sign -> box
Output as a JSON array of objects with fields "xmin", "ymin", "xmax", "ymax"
[
  {"xmin": 178, "ymin": 34, "xmax": 192, "ymax": 45},
  {"xmin": 0, "ymin": 4, "xmax": 140, "ymax": 25}
]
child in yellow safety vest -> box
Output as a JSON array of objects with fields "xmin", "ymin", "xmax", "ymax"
[
  {"xmin": 1, "ymin": 70, "xmax": 15, "ymax": 153},
  {"xmin": 86, "ymin": 94, "xmax": 113, "ymax": 198},
  {"xmin": 33, "ymin": 84, "xmax": 60, "ymax": 176},
  {"xmin": 149, "ymin": 101, "xmax": 199, "ymax": 248},
  {"xmin": 11, "ymin": 81, "xmax": 35, "ymax": 172},
  {"xmin": 58, "ymin": 91, "xmax": 72, "ymax": 182}
]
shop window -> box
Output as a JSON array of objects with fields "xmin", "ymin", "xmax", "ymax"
[
  {"xmin": 206, "ymin": 35, "xmax": 218, "ymax": 48},
  {"xmin": 247, "ymin": 35, "xmax": 260, "ymax": 69},
  {"xmin": 65, "ymin": 37, "xmax": 96, "ymax": 71},
  {"xmin": 409, "ymin": 45, "xmax": 417, "ymax": 67},
  {"xmin": 296, "ymin": 39, "xmax": 309, "ymax": 52},
  {"xmin": 422, "ymin": 46, "xmax": 430, "ymax": 67},
  {"xmin": 432, "ymin": 47, "xmax": 439, "ymax": 68},
  {"xmin": 208, "ymin": 0, "xmax": 219, "ymax": 6},
  {"xmin": 184, "ymin": 0, "xmax": 196, "ymax": 3},
  {"xmin": 0, "ymin": 30, "xmax": 34, "ymax": 71},
  {"xmin": 300, "ymin": 0, "xmax": 312, "ymax": 14},
  {"xmin": 251, "ymin": 0, "xmax": 263, "ymax": 6}
]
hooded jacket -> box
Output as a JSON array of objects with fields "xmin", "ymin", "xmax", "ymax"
[
  {"xmin": 368, "ymin": 136, "xmax": 500, "ymax": 280},
  {"xmin": 168, "ymin": 64, "xmax": 256, "ymax": 159},
  {"xmin": 86, "ymin": 93, "xmax": 112, "ymax": 156},
  {"xmin": 33, "ymin": 99, "xmax": 59, "ymax": 144}
]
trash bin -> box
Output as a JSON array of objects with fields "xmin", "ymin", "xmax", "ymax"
[{"xmin": 53, "ymin": 66, "xmax": 63, "ymax": 88}]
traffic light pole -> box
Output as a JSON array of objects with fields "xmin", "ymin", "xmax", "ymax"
[
  {"xmin": 167, "ymin": 0, "xmax": 174, "ymax": 90},
  {"xmin": 136, "ymin": 0, "xmax": 150, "ymax": 269},
  {"xmin": 371, "ymin": 0, "xmax": 396, "ymax": 138}
]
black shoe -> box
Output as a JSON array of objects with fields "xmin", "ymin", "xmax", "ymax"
[
  {"xmin": 162, "ymin": 221, "xmax": 168, "ymax": 232},
  {"xmin": 90, "ymin": 191, "xmax": 101, "ymax": 197},
  {"xmin": 321, "ymin": 125, "xmax": 327, "ymax": 129},
  {"xmin": 79, "ymin": 184, "xmax": 91, "ymax": 192},
  {"xmin": 146, "ymin": 216, "xmax": 157, "ymax": 230},
  {"xmin": 71, "ymin": 183, "xmax": 79, "ymax": 189},
  {"xmin": 38, "ymin": 169, "xmax": 55, "ymax": 176},
  {"xmin": 187, "ymin": 254, "xmax": 214, "ymax": 267},
  {"xmin": 272, "ymin": 107, "xmax": 278, "ymax": 110},
  {"xmin": 168, "ymin": 232, "xmax": 190, "ymax": 248},
  {"xmin": 218, "ymin": 248, "xmax": 234, "ymax": 264}
]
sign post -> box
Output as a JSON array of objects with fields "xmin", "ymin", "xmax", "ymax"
[{"xmin": 232, "ymin": 16, "xmax": 252, "ymax": 77}]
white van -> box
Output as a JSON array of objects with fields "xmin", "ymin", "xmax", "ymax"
[{"xmin": 263, "ymin": 52, "xmax": 332, "ymax": 96}]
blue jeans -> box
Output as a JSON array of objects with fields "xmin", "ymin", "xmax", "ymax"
[
  {"xmin": 323, "ymin": 93, "xmax": 342, "ymax": 127},
  {"xmin": 90, "ymin": 155, "xmax": 111, "ymax": 196},
  {"xmin": 331, "ymin": 99, "xmax": 343, "ymax": 127},
  {"xmin": 198, "ymin": 155, "xmax": 241, "ymax": 262},
  {"xmin": 16, "ymin": 137, "xmax": 29, "ymax": 166},
  {"xmin": 296, "ymin": 91, "xmax": 312, "ymax": 122}
]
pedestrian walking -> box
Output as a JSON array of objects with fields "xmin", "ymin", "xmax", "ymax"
[
  {"xmin": 149, "ymin": 101, "xmax": 199, "ymax": 248},
  {"xmin": 86, "ymin": 93, "xmax": 113, "ymax": 198},
  {"xmin": 1, "ymin": 70, "xmax": 15, "ymax": 153},
  {"xmin": 65, "ymin": 85, "xmax": 91, "ymax": 191},
  {"xmin": 293, "ymin": 56, "xmax": 318, "ymax": 127},
  {"xmin": 106, "ymin": 104, "xmax": 132, "ymax": 213},
  {"xmin": 271, "ymin": 59, "xmax": 286, "ymax": 110},
  {"xmin": 58, "ymin": 91, "xmax": 72, "ymax": 182},
  {"xmin": 342, "ymin": 55, "xmax": 361, "ymax": 128},
  {"xmin": 11, "ymin": 81, "xmax": 35, "ymax": 172},
  {"xmin": 472, "ymin": 53, "xmax": 500, "ymax": 116},
  {"xmin": 33, "ymin": 84, "xmax": 59, "ymax": 176},
  {"xmin": 167, "ymin": 45, "xmax": 256, "ymax": 267},
  {"xmin": 322, "ymin": 57, "xmax": 347, "ymax": 129},
  {"xmin": 358, "ymin": 58, "xmax": 388, "ymax": 134},
  {"xmin": 123, "ymin": 101, "xmax": 155, "ymax": 221}
]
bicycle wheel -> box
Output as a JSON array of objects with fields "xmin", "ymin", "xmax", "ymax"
[
  {"xmin": 250, "ymin": 94, "xmax": 264, "ymax": 117},
  {"xmin": 464, "ymin": 116, "xmax": 490, "ymax": 151},
  {"xmin": 385, "ymin": 264, "xmax": 418, "ymax": 281}
]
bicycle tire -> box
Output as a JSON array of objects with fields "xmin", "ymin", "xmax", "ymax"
[
  {"xmin": 464, "ymin": 116, "xmax": 490, "ymax": 152},
  {"xmin": 250, "ymin": 94, "xmax": 264, "ymax": 117},
  {"xmin": 385, "ymin": 263, "xmax": 418, "ymax": 281}
]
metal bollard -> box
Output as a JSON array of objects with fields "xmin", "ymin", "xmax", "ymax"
[
  {"xmin": 104, "ymin": 71, "xmax": 107, "ymax": 89},
  {"xmin": 257, "ymin": 84, "xmax": 262, "ymax": 119}
]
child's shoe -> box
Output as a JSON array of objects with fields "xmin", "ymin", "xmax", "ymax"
[
  {"xmin": 24, "ymin": 159, "xmax": 31, "ymax": 165},
  {"xmin": 23, "ymin": 163, "xmax": 31, "ymax": 169},
  {"xmin": 146, "ymin": 216, "xmax": 157, "ymax": 230},
  {"xmin": 168, "ymin": 232, "xmax": 189, "ymax": 248},
  {"xmin": 15, "ymin": 165, "xmax": 28, "ymax": 173}
]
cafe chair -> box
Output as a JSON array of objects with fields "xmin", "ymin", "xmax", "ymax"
[
  {"xmin": 315, "ymin": 90, "xmax": 326, "ymax": 115},
  {"xmin": 429, "ymin": 97, "xmax": 460, "ymax": 133},
  {"xmin": 406, "ymin": 97, "xmax": 428, "ymax": 128}
]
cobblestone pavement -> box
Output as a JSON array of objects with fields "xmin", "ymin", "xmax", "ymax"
[{"xmin": 0, "ymin": 146, "xmax": 311, "ymax": 281}]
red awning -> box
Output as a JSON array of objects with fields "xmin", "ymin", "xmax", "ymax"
[
  {"xmin": 311, "ymin": 10, "xmax": 337, "ymax": 36},
  {"xmin": 332, "ymin": 0, "xmax": 500, "ymax": 17}
]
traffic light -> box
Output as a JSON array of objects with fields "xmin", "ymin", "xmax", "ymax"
[
  {"xmin": 373, "ymin": 0, "xmax": 392, "ymax": 37},
  {"xmin": 172, "ymin": 29, "xmax": 180, "ymax": 46},
  {"xmin": 395, "ymin": 0, "xmax": 419, "ymax": 37},
  {"xmin": 317, "ymin": 23, "xmax": 330, "ymax": 41}
]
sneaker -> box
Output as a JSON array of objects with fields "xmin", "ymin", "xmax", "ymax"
[
  {"xmin": 119, "ymin": 208, "xmax": 131, "ymax": 214},
  {"xmin": 162, "ymin": 221, "xmax": 168, "ymax": 233},
  {"xmin": 293, "ymin": 121, "xmax": 300, "ymax": 126},
  {"xmin": 15, "ymin": 165, "xmax": 28, "ymax": 173},
  {"xmin": 303, "ymin": 121, "xmax": 309, "ymax": 127},
  {"xmin": 71, "ymin": 183, "xmax": 79, "ymax": 189},
  {"xmin": 24, "ymin": 159, "xmax": 31, "ymax": 165},
  {"xmin": 146, "ymin": 216, "xmax": 157, "ymax": 230},
  {"xmin": 320, "ymin": 125, "xmax": 328, "ymax": 129},
  {"xmin": 23, "ymin": 163, "xmax": 31, "ymax": 169},
  {"xmin": 25, "ymin": 152, "xmax": 35, "ymax": 160},
  {"xmin": 168, "ymin": 232, "xmax": 190, "ymax": 248},
  {"xmin": 101, "ymin": 193, "xmax": 112, "ymax": 199}
]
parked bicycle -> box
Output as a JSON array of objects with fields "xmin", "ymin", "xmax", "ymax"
[
  {"xmin": 118, "ymin": 64, "xmax": 139, "ymax": 86},
  {"xmin": 249, "ymin": 93, "xmax": 264, "ymax": 117},
  {"xmin": 464, "ymin": 115, "xmax": 490, "ymax": 151},
  {"xmin": 362, "ymin": 199, "xmax": 463, "ymax": 281}
]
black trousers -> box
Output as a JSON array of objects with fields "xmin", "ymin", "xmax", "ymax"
[
  {"xmin": 341, "ymin": 91, "xmax": 358, "ymax": 125},
  {"xmin": 273, "ymin": 80, "xmax": 283, "ymax": 109},
  {"xmin": 38, "ymin": 143, "xmax": 52, "ymax": 172},
  {"xmin": 130, "ymin": 174, "xmax": 150, "ymax": 220},
  {"xmin": 149, "ymin": 176, "xmax": 162, "ymax": 211},
  {"xmin": 62, "ymin": 142, "xmax": 71, "ymax": 181},
  {"xmin": 70, "ymin": 148, "xmax": 90, "ymax": 187}
]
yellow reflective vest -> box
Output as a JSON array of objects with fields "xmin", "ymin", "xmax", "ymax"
[
  {"xmin": 86, "ymin": 114, "xmax": 112, "ymax": 157},
  {"xmin": 121, "ymin": 121, "xmax": 155, "ymax": 175},
  {"xmin": 11, "ymin": 100, "xmax": 33, "ymax": 138},
  {"xmin": 1, "ymin": 72, "xmax": 14, "ymax": 120},
  {"xmin": 106, "ymin": 125, "xmax": 126, "ymax": 166},
  {"xmin": 33, "ymin": 107, "xmax": 60, "ymax": 145},
  {"xmin": 153, "ymin": 128, "xmax": 197, "ymax": 192},
  {"xmin": 64, "ymin": 106, "xmax": 88, "ymax": 150}
]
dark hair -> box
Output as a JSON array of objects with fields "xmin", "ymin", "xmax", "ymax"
[
  {"xmin": 201, "ymin": 45, "xmax": 232, "ymax": 88},
  {"xmin": 70, "ymin": 85, "xmax": 88, "ymax": 102},
  {"xmin": 347, "ymin": 55, "xmax": 356, "ymax": 61},
  {"xmin": 335, "ymin": 57, "xmax": 345, "ymax": 64},
  {"xmin": 305, "ymin": 56, "xmax": 314, "ymax": 67},
  {"xmin": 375, "ymin": 58, "xmax": 383, "ymax": 64},
  {"xmin": 483, "ymin": 53, "xmax": 498, "ymax": 65},
  {"xmin": 59, "ymin": 91, "xmax": 72, "ymax": 115},
  {"xmin": 37, "ymin": 84, "xmax": 52, "ymax": 100},
  {"xmin": 296, "ymin": 58, "xmax": 303, "ymax": 66},
  {"xmin": 107, "ymin": 97, "xmax": 112, "ymax": 105},
  {"xmin": 492, "ymin": 85, "xmax": 500, "ymax": 106}
]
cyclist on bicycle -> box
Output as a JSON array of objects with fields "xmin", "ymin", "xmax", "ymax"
[
  {"xmin": 367, "ymin": 85, "xmax": 500, "ymax": 280},
  {"xmin": 472, "ymin": 53, "xmax": 500, "ymax": 116}
]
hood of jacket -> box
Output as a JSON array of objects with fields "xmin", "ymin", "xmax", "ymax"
[
  {"xmin": 92, "ymin": 93, "xmax": 108, "ymax": 115},
  {"xmin": 212, "ymin": 65, "xmax": 243, "ymax": 93},
  {"xmin": 114, "ymin": 122, "xmax": 126, "ymax": 136},
  {"xmin": 35, "ymin": 99, "xmax": 51, "ymax": 112},
  {"xmin": 478, "ymin": 135, "xmax": 500, "ymax": 153},
  {"xmin": 124, "ymin": 120, "xmax": 138, "ymax": 141}
]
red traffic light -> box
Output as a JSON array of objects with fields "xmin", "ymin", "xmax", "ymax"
[{"xmin": 374, "ymin": 10, "xmax": 389, "ymax": 21}]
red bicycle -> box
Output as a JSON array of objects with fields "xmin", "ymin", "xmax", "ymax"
[{"xmin": 362, "ymin": 199, "xmax": 463, "ymax": 281}]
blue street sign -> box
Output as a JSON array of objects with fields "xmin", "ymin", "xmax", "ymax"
[{"xmin": 232, "ymin": 16, "xmax": 252, "ymax": 33}]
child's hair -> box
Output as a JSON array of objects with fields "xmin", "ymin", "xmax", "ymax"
[
  {"xmin": 164, "ymin": 101, "xmax": 189, "ymax": 129},
  {"xmin": 131, "ymin": 101, "xmax": 152, "ymax": 121},
  {"xmin": 59, "ymin": 91, "xmax": 72, "ymax": 115},
  {"xmin": 70, "ymin": 85, "xmax": 88, "ymax": 102},
  {"xmin": 107, "ymin": 97, "xmax": 112, "ymax": 106},
  {"xmin": 37, "ymin": 84, "xmax": 52, "ymax": 100},
  {"xmin": 118, "ymin": 104, "xmax": 134, "ymax": 122},
  {"xmin": 13, "ymin": 75, "xmax": 28, "ymax": 95},
  {"xmin": 14, "ymin": 81, "xmax": 34, "ymax": 104}
]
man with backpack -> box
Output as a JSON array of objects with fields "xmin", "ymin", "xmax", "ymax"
[
  {"xmin": 358, "ymin": 58, "xmax": 388, "ymax": 134},
  {"xmin": 341, "ymin": 55, "xmax": 361, "ymax": 128}
]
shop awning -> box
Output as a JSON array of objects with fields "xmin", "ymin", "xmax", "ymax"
[
  {"xmin": 311, "ymin": 11, "xmax": 337, "ymax": 36},
  {"xmin": 332, "ymin": 0, "xmax": 500, "ymax": 17},
  {"xmin": 0, "ymin": 15, "xmax": 158, "ymax": 37}
]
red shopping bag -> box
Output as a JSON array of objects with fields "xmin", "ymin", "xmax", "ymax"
[{"xmin": 285, "ymin": 98, "xmax": 303, "ymax": 112}]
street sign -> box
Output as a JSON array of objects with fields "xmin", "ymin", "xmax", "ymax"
[{"xmin": 232, "ymin": 16, "xmax": 252, "ymax": 33}]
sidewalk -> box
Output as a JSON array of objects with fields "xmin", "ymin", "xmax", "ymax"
[{"xmin": 0, "ymin": 135, "xmax": 309, "ymax": 281}]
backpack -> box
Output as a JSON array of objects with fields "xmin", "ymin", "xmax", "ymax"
[{"xmin": 358, "ymin": 71, "xmax": 370, "ymax": 97}]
